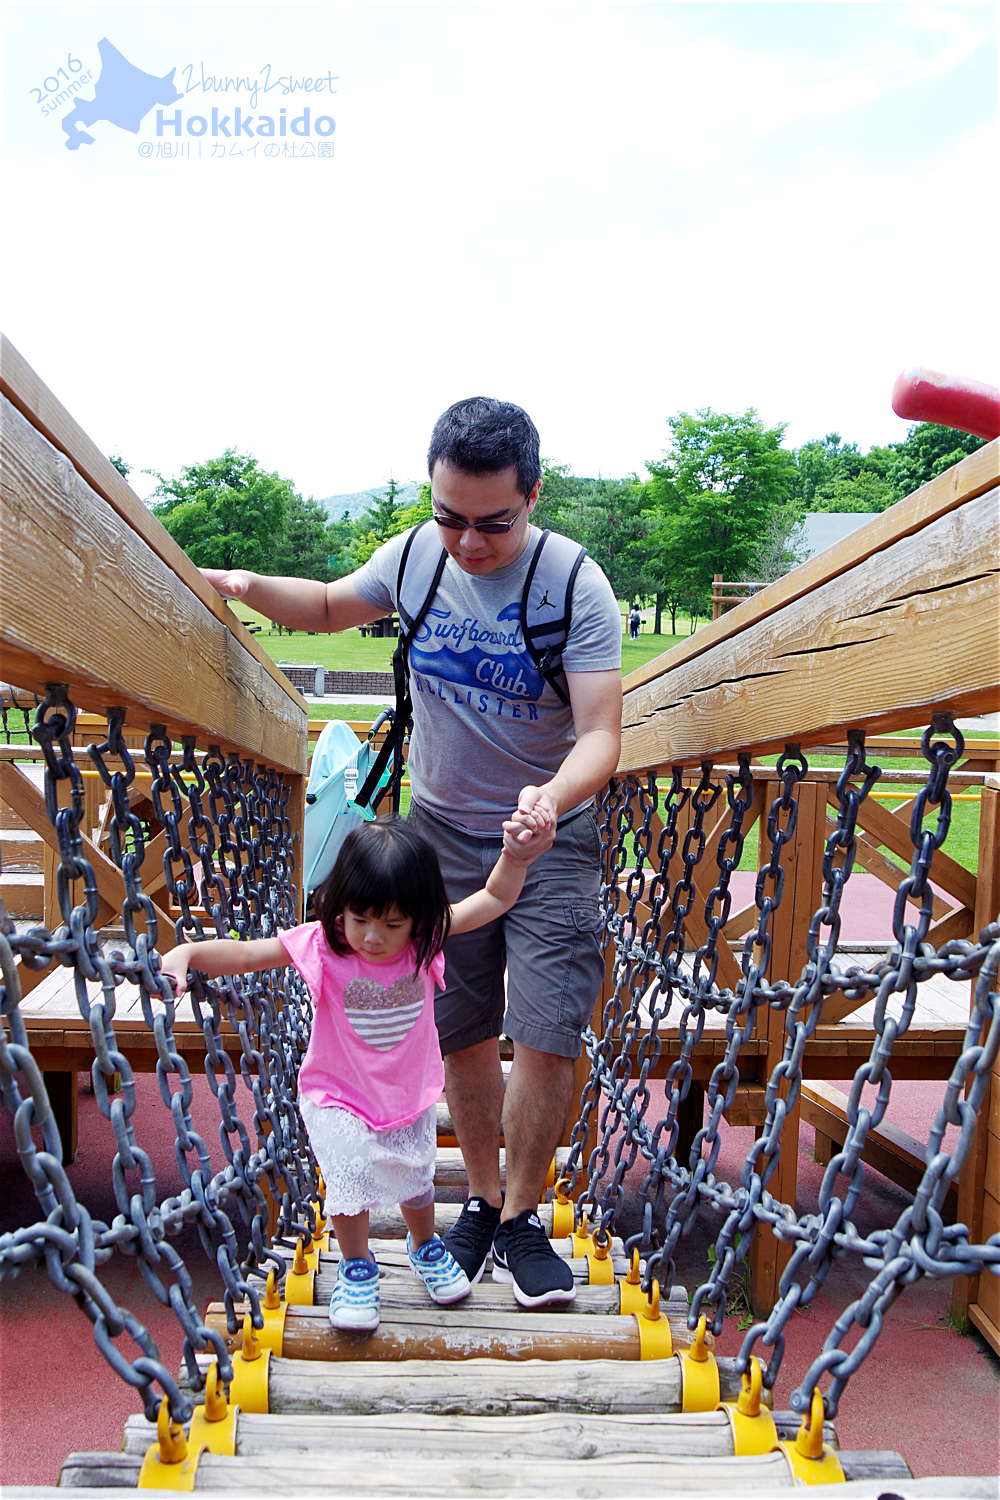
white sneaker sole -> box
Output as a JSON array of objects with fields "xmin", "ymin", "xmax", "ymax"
[
  {"xmin": 423, "ymin": 1280, "xmax": 472, "ymax": 1306},
  {"xmin": 329, "ymin": 1310, "xmax": 380, "ymax": 1332},
  {"xmin": 492, "ymin": 1262, "xmax": 577, "ymax": 1308}
]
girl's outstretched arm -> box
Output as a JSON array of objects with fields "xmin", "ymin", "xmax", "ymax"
[
  {"xmin": 159, "ymin": 935, "xmax": 290, "ymax": 996},
  {"xmin": 449, "ymin": 806, "xmax": 551, "ymax": 934}
]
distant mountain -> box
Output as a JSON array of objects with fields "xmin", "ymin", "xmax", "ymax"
[{"xmin": 317, "ymin": 482, "xmax": 423, "ymax": 522}]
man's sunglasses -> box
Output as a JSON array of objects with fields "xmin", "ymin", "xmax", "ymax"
[{"xmin": 432, "ymin": 500, "xmax": 527, "ymax": 536}]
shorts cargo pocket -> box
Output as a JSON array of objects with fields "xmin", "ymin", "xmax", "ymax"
[{"xmin": 557, "ymin": 900, "xmax": 605, "ymax": 1030}]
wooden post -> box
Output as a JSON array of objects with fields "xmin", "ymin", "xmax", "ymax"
[
  {"xmin": 748, "ymin": 777, "xmax": 826, "ymax": 1318},
  {"xmin": 952, "ymin": 783, "xmax": 1000, "ymax": 1342},
  {"xmin": 711, "ymin": 574, "xmax": 723, "ymax": 623},
  {"xmin": 285, "ymin": 772, "xmax": 307, "ymax": 925}
]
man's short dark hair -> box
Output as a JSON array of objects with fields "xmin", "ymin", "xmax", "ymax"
[{"xmin": 427, "ymin": 397, "xmax": 542, "ymax": 499}]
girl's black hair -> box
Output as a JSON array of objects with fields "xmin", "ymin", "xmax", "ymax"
[{"xmin": 314, "ymin": 816, "xmax": 450, "ymax": 972}]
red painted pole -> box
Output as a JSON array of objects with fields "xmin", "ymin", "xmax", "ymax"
[{"xmin": 891, "ymin": 366, "xmax": 1000, "ymax": 441}]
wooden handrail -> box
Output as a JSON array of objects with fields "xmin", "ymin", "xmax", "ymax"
[
  {"xmin": 0, "ymin": 338, "xmax": 307, "ymax": 774},
  {"xmin": 619, "ymin": 446, "xmax": 999, "ymax": 771},
  {"xmin": 626, "ymin": 439, "xmax": 999, "ymax": 697}
]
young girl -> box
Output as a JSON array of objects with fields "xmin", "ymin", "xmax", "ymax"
[{"xmin": 159, "ymin": 812, "xmax": 544, "ymax": 1333}]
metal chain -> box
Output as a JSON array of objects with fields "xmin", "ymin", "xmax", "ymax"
[
  {"xmin": 0, "ymin": 689, "xmax": 319, "ymax": 1424},
  {"xmin": 573, "ymin": 724, "xmax": 999, "ymax": 1418}
]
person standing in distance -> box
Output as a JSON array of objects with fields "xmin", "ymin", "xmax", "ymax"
[{"xmin": 202, "ymin": 398, "xmax": 623, "ymax": 1306}]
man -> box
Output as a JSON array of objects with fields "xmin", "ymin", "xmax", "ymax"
[{"xmin": 204, "ymin": 398, "xmax": 622, "ymax": 1305}]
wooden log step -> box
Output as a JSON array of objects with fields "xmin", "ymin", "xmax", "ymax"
[
  {"xmin": 432, "ymin": 1147, "xmax": 571, "ymax": 1187},
  {"xmin": 182, "ymin": 1353, "xmax": 751, "ymax": 1413},
  {"xmin": 310, "ymin": 1271, "xmax": 685, "ymax": 1316},
  {"xmin": 60, "ymin": 1447, "xmax": 911, "ymax": 1492},
  {"xmin": 368, "ymin": 1200, "xmax": 623, "ymax": 1249},
  {"xmin": 121, "ymin": 1407, "xmax": 837, "ymax": 1461},
  {"xmin": 207, "ymin": 1302, "xmax": 705, "ymax": 1362}
]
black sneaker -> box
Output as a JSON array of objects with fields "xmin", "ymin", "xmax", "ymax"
[
  {"xmin": 442, "ymin": 1196, "xmax": 502, "ymax": 1286},
  {"xmin": 492, "ymin": 1209, "xmax": 577, "ymax": 1307}
]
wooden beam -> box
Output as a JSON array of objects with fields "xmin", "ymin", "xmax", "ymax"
[
  {"xmin": 625, "ymin": 438, "xmax": 999, "ymax": 696},
  {"xmin": 1, "ymin": 392, "xmax": 307, "ymax": 773},
  {"xmin": 826, "ymin": 810, "xmax": 953, "ymax": 921},
  {"xmin": 801, "ymin": 1081, "xmax": 957, "ymax": 1218},
  {"xmin": 844, "ymin": 790, "xmax": 977, "ymax": 913},
  {"xmin": 0, "ymin": 334, "xmax": 299, "ymax": 706},
  {"xmin": 620, "ymin": 485, "xmax": 999, "ymax": 770}
]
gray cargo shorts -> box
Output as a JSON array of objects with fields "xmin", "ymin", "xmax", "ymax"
[{"xmin": 408, "ymin": 801, "xmax": 605, "ymax": 1060}]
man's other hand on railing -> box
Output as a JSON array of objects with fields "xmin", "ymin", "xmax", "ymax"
[
  {"xmin": 199, "ymin": 567, "xmax": 382, "ymax": 634},
  {"xmin": 202, "ymin": 568, "xmax": 253, "ymax": 600}
]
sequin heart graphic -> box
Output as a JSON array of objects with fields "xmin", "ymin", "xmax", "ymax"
[{"xmin": 342, "ymin": 974, "xmax": 424, "ymax": 1052}]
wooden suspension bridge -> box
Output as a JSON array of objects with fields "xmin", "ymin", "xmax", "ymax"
[{"xmin": 1, "ymin": 334, "xmax": 999, "ymax": 1495}]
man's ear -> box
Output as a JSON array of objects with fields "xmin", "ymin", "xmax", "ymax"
[{"xmin": 526, "ymin": 478, "xmax": 543, "ymax": 516}]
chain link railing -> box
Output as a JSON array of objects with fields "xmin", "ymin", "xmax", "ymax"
[
  {"xmin": 563, "ymin": 719, "xmax": 1000, "ymax": 1417},
  {"xmin": 0, "ymin": 687, "xmax": 319, "ymax": 1423}
]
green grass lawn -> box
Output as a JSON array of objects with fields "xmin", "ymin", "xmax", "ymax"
[{"xmin": 230, "ymin": 603, "xmax": 685, "ymax": 676}]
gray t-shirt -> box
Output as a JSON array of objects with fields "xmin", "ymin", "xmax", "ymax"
[{"xmin": 353, "ymin": 526, "xmax": 622, "ymax": 836}]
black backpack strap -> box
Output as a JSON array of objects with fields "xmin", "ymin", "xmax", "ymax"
[
  {"xmin": 357, "ymin": 524, "xmax": 447, "ymax": 812},
  {"xmin": 520, "ymin": 530, "xmax": 586, "ymax": 707}
]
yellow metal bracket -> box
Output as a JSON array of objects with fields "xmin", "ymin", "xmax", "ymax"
[
  {"xmin": 251, "ymin": 1272, "xmax": 289, "ymax": 1352},
  {"xmin": 633, "ymin": 1279, "xmax": 674, "ymax": 1360},
  {"xmin": 283, "ymin": 1241, "xmax": 317, "ymax": 1306},
  {"xmin": 778, "ymin": 1388, "xmax": 845, "ymax": 1485},
  {"xmin": 680, "ymin": 1315, "xmax": 720, "ymax": 1411},
  {"xmin": 308, "ymin": 1198, "xmax": 330, "ymax": 1252},
  {"xmin": 551, "ymin": 1180, "xmax": 574, "ymax": 1239},
  {"xmin": 187, "ymin": 1363, "xmax": 238, "ymax": 1457},
  {"xmin": 587, "ymin": 1232, "xmax": 615, "ymax": 1286},
  {"xmin": 572, "ymin": 1211, "xmax": 595, "ymax": 1258},
  {"xmin": 138, "ymin": 1399, "xmax": 206, "ymax": 1490},
  {"xmin": 227, "ymin": 1313, "xmax": 271, "ymax": 1414},
  {"xmin": 544, "ymin": 1155, "xmax": 557, "ymax": 1190},
  {"xmin": 719, "ymin": 1357, "xmax": 778, "ymax": 1456},
  {"xmin": 618, "ymin": 1248, "xmax": 646, "ymax": 1316}
]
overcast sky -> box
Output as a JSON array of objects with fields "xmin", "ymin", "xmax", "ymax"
[{"xmin": 2, "ymin": 2, "xmax": 996, "ymax": 503}]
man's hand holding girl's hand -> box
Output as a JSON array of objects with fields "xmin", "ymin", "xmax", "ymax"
[
  {"xmin": 502, "ymin": 786, "xmax": 558, "ymax": 864},
  {"xmin": 202, "ymin": 568, "xmax": 253, "ymax": 601}
]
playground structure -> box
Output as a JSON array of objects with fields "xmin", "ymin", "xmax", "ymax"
[
  {"xmin": 711, "ymin": 576, "xmax": 763, "ymax": 621},
  {"xmin": 1, "ymin": 331, "xmax": 999, "ymax": 1494}
]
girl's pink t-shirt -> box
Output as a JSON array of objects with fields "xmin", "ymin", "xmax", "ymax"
[{"xmin": 279, "ymin": 922, "xmax": 445, "ymax": 1131}]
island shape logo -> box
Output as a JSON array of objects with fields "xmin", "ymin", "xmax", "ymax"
[{"xmin": 62, "ymin": 37, "xmax": 179, "ymax": 150}]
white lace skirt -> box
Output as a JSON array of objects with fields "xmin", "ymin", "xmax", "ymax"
[{"xmin": 300, "ymin": 1097, "xmax": 437, "ymax": 1217}]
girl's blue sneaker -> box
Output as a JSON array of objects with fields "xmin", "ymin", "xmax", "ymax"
[
  {"xmin": 329, "ymin": 1255, "xmax": 380, "ymax": 1331},
  {"xmin": 407, "ymin": 1233, "xmax": 472, "ymax": 1305}
]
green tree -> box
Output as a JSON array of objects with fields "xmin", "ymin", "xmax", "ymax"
[
  {"xmin": 575, "ymin": 475, "xmax": 656, "ymax": 603},
  {"xmin": 108, "ymin": 452, "xmax": 130, "ymax": 479},
  {"xmin": 325, "ymin": 509, "xmax": 358, "ymax": 579},
  {"xmin": 887, "ymin": 423, "xmax": 986, "ymax": 498},
  {"xmin": 647, "ymin": 408, "xmax": 797, "ymax": 604},
  {"xmin": 349, "ymin": 478, "xmax": 431, "ymax": 567},
  {"xmin": 265, "ymin": 493, "xmax": 340, "ymax": 580},
  {"xmin": 534, "ymin": 461, "xmax": 596, "ymax": 537},
  {"xmin": 648, "ymin": 512, "xmax": 702, "ymax": 633},
  {"xmin": 152, "ymin": 449, "xmax": 293, "ymax": 571},
  {"xmin": 794, "ymin": 423, "xmax": 985, "ymax": 514}
]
